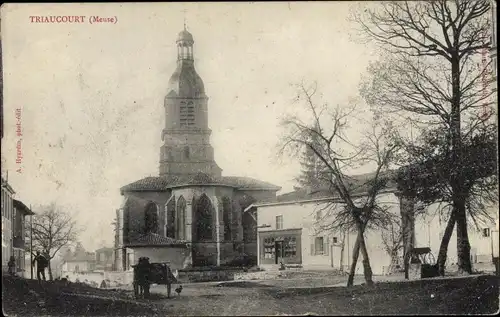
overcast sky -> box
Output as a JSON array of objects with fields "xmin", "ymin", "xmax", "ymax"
[{"xmin": 1, "ymin": 2, "xmax": 380, "ymax": 251}]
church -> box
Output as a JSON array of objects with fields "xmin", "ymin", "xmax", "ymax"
[{"xmin": 114, "ymin": 28, "xmax": 281, "ymax": 272}]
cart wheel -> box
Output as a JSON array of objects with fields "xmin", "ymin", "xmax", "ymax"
[
  {"xmin": 423, "ymin": 253, "xmax": 436, "ymax": 265},
  {"xmin": 429, "ymin": 253, "xmax": 436, "ymax": 265}
]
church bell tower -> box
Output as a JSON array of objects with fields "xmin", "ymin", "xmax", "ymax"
[{"xmin": 159, "ymin": 27, "xmax": 222, "ymax": 178}]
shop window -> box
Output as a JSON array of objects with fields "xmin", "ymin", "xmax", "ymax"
[
  {"xmin": 284, "ymin": 236, "xmax": 297, "ymax": 257},
  {"xmin": 263, "ymin": 237, "xmax": 275, "ymax": 259}
]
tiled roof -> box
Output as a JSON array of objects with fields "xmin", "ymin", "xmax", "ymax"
[
  {"xmin": 13, "ymin": 199, "xmax": 35, "ymax": 215},
  {"xmin": 121, "ymin": 172, "xmax": 281, "ymax": 192},
  {"xmin": 125, "ymin": 232, "xmax": 188, "ymax": 248},
  {"xmin": 275, "ymin": 170, "xmax": 398, "ymax": 204},
  {"xmin": 120, "ymin": 176, "xmax": 178, "ymax": 192},
  {"xmin": 222, "ymin": 176, "xmax": 282, "ymax": 191}
]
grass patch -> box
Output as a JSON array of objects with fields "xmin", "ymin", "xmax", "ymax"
[
  {"xmin": 2, "ymin": 275, "xmax": 162, "ymax": 316},
  {"xmin": 267, "ymin": 275, "xmax": 499, "ymax": 315}
]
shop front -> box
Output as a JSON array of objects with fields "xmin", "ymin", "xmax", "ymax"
[{"xmin": 259, "ymin": 228, "xmax": 302, "ymax": 266}]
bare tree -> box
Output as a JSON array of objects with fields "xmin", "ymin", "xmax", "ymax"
[
  {"xmin": 279, "ymin": 82, "xmax": 399, "ymax": 286},
  {"xmin": 28, "ymin": 203, "xmax": 80, "ymax": 280},
  {"xmin": 354, "ymin": 0, "xmax": 494, "ymax": 274}
]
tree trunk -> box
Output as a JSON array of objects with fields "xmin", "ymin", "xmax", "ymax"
[
  {"xmin": 437, "ymin": 211, "xmax": 456, "ymax": 276},
  {"xmin": 48, "ymin": 260, "xmax": 53, "ymax": 281},
  {"xmin": 455, "ymin": 198, "xmax": 472, "ymax": 274},
  {"xmin": 450, "ymin": 54, "xmax": 472, "ymax": 275},
  {"xmin": 437, "ymin": 213, "xmax": 454, "ymax": 274},
  {"xmin": 359, "ymin": 233, "xmax": 374, "ymax": 285},
  {"xmin": 400, "ymin": 195, "xmax": 415, "ymax": 279},
  {"xmin": 339, "ymin": 231, "xmax": 346, "ymax": 273},
  {"xmin": 347, "ymin": 232, "xmax": 361, "ymax": 287}
]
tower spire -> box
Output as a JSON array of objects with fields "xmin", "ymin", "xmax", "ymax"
[{"xmin": 183, "ymin": 9, "xmax": 187, "ymax": 31}]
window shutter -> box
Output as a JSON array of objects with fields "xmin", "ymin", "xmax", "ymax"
[
  {"xmin": 311, "ymin": 243, "xmax": 315, "ymax": 256},
  {"xmin": 324, "ymin": 238, "xmax": 329, "ymax": 256}
]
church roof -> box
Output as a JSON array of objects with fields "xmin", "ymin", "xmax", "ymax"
[
  {"xmin": 120, "ymin": 172, "xmax": 281, "ymax": 193},
  {"xmin": 167, "ymin": 62, "xmax": 205, "ymax": 98},
  {"xmin": 125, "ymin": 232, "xmax": 188, "ymax": 248},
  {"xmin": 177, "ymin": 29, "xmax": 194, "ymax": 43}
]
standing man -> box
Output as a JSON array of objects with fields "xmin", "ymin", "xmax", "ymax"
[
  {"xmin": 32, "ymin": 251, "xmax": 48, "ymax": 282},
  {"xmin": 7, "ymin": 256, "xmax": 16, "ymax": 276}
]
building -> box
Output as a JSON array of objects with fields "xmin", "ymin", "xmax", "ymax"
[
  {"xmin": 94, "ymin": 247, "xmax": 114, "ymax": 271},
  {"xmin": 1, "ymin": 177, "xmax": 15, "ymax": 271},
  {"xmin": 2, "ymin": 177, "xmax": 34, "ymax": 275},
  {"xmin": 114, "ymin": 27, "xmax": 281, "ymax": 272},
  {"xmin": 247, "ymin": 175, "xmax": 498, "ymax": 275},
  {"xmin": 12, "ymin": 199, "xmax": 34, "ymax": 277},
  {"xmin": 61, "ymin": 242, "xmax": 96, "ymax": 274}
]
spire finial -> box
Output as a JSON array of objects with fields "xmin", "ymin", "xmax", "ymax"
[{"xmin": 183, "ymin": 9, "xmax": 187, "ymax": 30}]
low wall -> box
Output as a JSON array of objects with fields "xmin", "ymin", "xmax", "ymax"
[
  {"xmin": 62, "ymin": 270, "xmax": 134, "ymax": 287},
  {"xmin": 104, "ymin": 271, "xmax": 134, "ymax": 286},
  {"xmin": 234, "ymin": 270, "xmax": 285, "ymax": 281},
  {"xmin": 61, "ymin": 271, "xmax": 105, "ymax": 286},
  {"xmin": 177, "ymin": 268, "xmax": 243, "ymax": 283}
]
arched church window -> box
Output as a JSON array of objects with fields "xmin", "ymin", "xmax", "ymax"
[
  {"xmin": 166, "ymin": 197, "xmax": 175, "ymax": 239},
  {"xmin": 176, "ymin": 196, "xmax": 187, "ymax": 240},
  {"xmin": 184, "ymin": 146, "xmax": 190, "ymax": 159},
  {"xmin": 195, "ymin": 194, "xmax": 213, "ymax": 241},
  {"xmin": 180, "ymin": 101, "xmax": 195, "ymax": 127},
  {"xmin": 144, "ymin": 202, "xmax": 159, "ymax": 234}
]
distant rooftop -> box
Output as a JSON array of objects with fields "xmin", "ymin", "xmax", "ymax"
[
  {"xmin": 271, "ymin": 170, "xmax": 398, "ymax": 205},
  {"xmin": 13, "ymin": 199, "xmax": 35, "ymax": 215}
]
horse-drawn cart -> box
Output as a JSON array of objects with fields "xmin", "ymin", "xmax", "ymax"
[{"xmin": 132, "ymin": 258, "xmax": 178, "ymax": 299}]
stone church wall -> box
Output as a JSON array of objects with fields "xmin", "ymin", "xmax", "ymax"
[{"xmin": 124, "ymin": 191, "xmax": 172, "ymax": 242}]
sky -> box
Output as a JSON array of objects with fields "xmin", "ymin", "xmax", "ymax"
[{"xmin": 1, "ymin": 2, "xmax": 380, "ymax": 251}]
